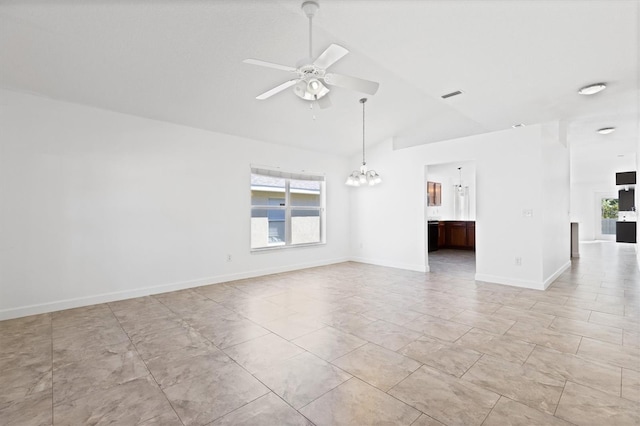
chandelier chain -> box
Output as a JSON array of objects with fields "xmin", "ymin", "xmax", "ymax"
[{"xmin": 360, "ymin": 99, "xmax": 367, "ymax": 165}]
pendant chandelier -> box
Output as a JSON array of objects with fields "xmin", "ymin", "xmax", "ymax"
[
  {"xmin": 345, "ymin": 98, "xmax": 382, "ymax": 187},
  {"xmin": 456, "ymin": 167, "xmax": 465, "ymax": 195}
]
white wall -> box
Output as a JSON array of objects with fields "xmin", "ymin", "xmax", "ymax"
[
  {"xmin": 570, "ymin": 184, "xmax": 595, "ymax": 241},
  {"xmin": 540, "ymin": 122, "xmax": 571, "ymax": 286},
  {"xmin": 0, "ymin": 90, "xmax": 351, "ymax": 320},
  {"xmin": 350, "ymin": 124, "xmax": 570, "ymax": 289},
  {"xmin": 349, "ymin": 140, "xmax": 428, "ymax": 272}
]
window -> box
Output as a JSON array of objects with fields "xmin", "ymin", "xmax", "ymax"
[
  {"xmin": 601, "ymin": 198, "xmax": 618, "ymax": 235},
  {"xmin": 427, "ymin": 181, "xmax": 441, "ymax": 206},
  {"xmin": 250, "ymin": 168, "xmax": 325, "ymax": 250}
]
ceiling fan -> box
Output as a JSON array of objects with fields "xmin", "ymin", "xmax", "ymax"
[{"xmin": 243, "ymin": 0, "xmax": 379, "ymax": 109}]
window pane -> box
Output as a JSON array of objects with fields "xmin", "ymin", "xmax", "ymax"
[
  {"xmin": 290, "ymin": 179, "xmax": 321, "ymax": 207},
  {"xmin": 291, "ymin": 209, "xmax": 320, "ymax": 245},
  {"xmin": 251, "ymin": 208, "xmax": 286, "ymax": 248},
  {"xmin": 251, "ymin": 174, "xmax": 285, "ymax": 206},
  {"xmin": 250, "ymin": 170, "xmax": 325, "ymax": 250},
  {"xmin": 268, "ymin": 198, "xmax": 286, "ymax": 222},
  {"xmin": 601, "ymin": 198, "xmax": 618, "ymax": 235}
]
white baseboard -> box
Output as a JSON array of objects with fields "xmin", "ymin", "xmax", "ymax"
[
  {"xmin": 0, "ymin": 257, "xmax": 350, "ymax": 321},
  {"xmin": 349, "ymin": 256, "xmax": 428, "ymax": 273},
  {"xmin": 475, "ymin": 260, "xmax": 571, "ymax": 291},
  {"xmin": 543, "ymin": 260, "xmax": 572, "ymax": 289},
  {"xmin": 474, "ymin": 273, "xmax": 546, "ymax": 290}
]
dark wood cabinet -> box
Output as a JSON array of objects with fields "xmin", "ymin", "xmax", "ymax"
[
  {"xmin": 428, "ymin": 222, "xmax": 439, "ymax": 252},
  {"xmin": 438, "ymin": 221, "xmax": 475, "ymax": 250},
  {"xmin": 438, "ymin": 222, "xmax": 446, "ymax": 247},
  {"xmin": 447, "ymin": 221, "xmax": 468, "ymax": 248},
  {"xmin": 616, "ymin": 171, "xmax": 636, "ymax": 185},
  {"xmin": 619, "ymin": 189, "xmax": 635, "ymax": 212},
  {"xmin": 468, "ymin": 222, "xmax": 476, "ymax": 248},
  {"xmin": 616, "ymin": 222, "xmax": 636, "ymax": 243}
]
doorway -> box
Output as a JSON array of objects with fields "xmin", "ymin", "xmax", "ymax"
[
  {"xmin": 595, "ymin": 193, "xmax": 617, "ymax": 241},
  {"xmin": 425, "ymin": 161, "xmax": 477, "ymax": 277}
]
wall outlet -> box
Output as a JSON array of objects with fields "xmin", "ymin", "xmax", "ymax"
[
  {"xmin": 226, "ymin": 254, "xmax": 232, "ymax": 262},
  {"xmin": 515, "ymin": 257, "xmax": 522, "ymax": 266}
]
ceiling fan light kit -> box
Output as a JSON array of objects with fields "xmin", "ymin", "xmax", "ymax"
[
  {"xmin": 294, "ymin": 76, "xmax": 330, "ymax": 101},
  {"xmin": 243, "ymin": 0, "xmax": 379, "ymax": 107},
  {"xmin": 346, "ymin": 98, "xmax": 382, "ymax": 187}
]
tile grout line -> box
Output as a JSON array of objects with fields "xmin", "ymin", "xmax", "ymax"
[
  {"xmin": 502, "ymin": 319, "xmax": 518, "ymax": 336},
  {"xmin": 575, "ymin": 336, "xmax": 583, "ymax": 356},
  {"xmin": 520, "ymin": 343, "xmax": 537, "ymax": 366},
  {"xmin": 552, "ymin": 378, "xmax": 569, "ymax": 418},
  {"xmin": 296, "ymin": 375, "xmax": 357, "ymax": 412},
  {"xmin": 212, "ymin": 344, "xmax": 302, "ymax": 423},
  {"xmin": 458, "ymin": 351, "xmax": 485, "ymax": 379},
  {"xmin": 619, "ymin": 366, "xmax": 623, "ymax": 398},
  {"xmin": 478, "ymin": 394, "xmax": 502, "ymax": 426},
  {"xmin": 150, "ymin": 295, "xmax": 317, "ymax": 424},
  {"xmin": 106, "ymin": 303, "xmax": 186, "ymax": 426}
]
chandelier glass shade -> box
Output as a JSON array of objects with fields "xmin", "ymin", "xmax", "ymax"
[
  {"xmin": 345, "ymin": 98, "xmax": 382, "ymax": 187},
  {"xmin": 456, "ymin": 166, "xmax": 464, "ymax": 195},
  {"xmin": 294, "ymin": 76, "xmax": 330, "ymax": 101},
  {"xmin": 345, "ymin": 164, "xmax": 382, "ymax": 186}
]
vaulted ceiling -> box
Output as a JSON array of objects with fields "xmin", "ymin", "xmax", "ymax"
[{"xmin": 1, "ymin": 0, "xmax": 637, "ymax": 183}]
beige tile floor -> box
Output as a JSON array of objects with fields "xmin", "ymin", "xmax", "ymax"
[{"xmin": 1, "ymin": 242, "xmax": 639, "ymax": 425}]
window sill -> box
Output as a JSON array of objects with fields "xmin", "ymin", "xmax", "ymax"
[{"xmin": 250, "ymin": 242, "xmax": 326, "ymax": 253}]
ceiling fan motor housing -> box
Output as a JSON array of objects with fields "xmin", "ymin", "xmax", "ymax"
[
  {"xmin": 301, "ymin": 1, "xmax": 319, "ymax": 18},
  {"xmin": 242, "ymin": 0, "xmax": 379, "ymax": 103}
]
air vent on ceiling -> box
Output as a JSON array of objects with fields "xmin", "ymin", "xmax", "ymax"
[{"xmin": 441, "ymin": 90, "xmax": 463, "ymax": 99}]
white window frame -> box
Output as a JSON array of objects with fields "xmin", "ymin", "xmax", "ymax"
[{"xmin": 250, "ymin": 167, "xmax": 326, "ymax": 251}]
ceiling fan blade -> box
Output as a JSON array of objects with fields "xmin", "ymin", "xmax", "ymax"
[
  {"xmin": 316, "ymin": 94, "xmax": 332, "ymax": 109},
  {"xmin": 313, "ymin": 44, "xmax": 349, "ymax": 69},
  {"xmin": 256, "ymin": 79, "xmax": 298, "ymax": 100},
  {"xmin": 243, "ymin": 58, "xmax": 297, "ymax": 73},
  {"xmin": 324, "ymin": 73, "xmax": 379, "ymax": 95}
]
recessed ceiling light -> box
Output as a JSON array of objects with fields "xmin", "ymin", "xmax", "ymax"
[
  {"xmin": 617, "ymin": 154, "xmax": 625, "ymax": 157},
  {"xmin": 578, "ymin": 83, "xmax": 606, "ymax": 95},
  {"xmin": 512, "ymin": 123, "xmax": 525, "ymax": 128},
  {"xmin": 596, "ymin": 127, "xmax": 616, "ymax": 134}
]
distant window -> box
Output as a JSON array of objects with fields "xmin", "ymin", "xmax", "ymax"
[
  {"xmin": 250, "ymin": 168, "xmax": 325, "ymax": 250},
  {"xmin": 601, "ymin": 198, "xmax": 618, "ymax": 235}
]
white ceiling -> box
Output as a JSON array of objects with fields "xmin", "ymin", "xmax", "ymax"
[{"xmin": 1, "ymin": 0, "xmax": 638, "ymax": 182}]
